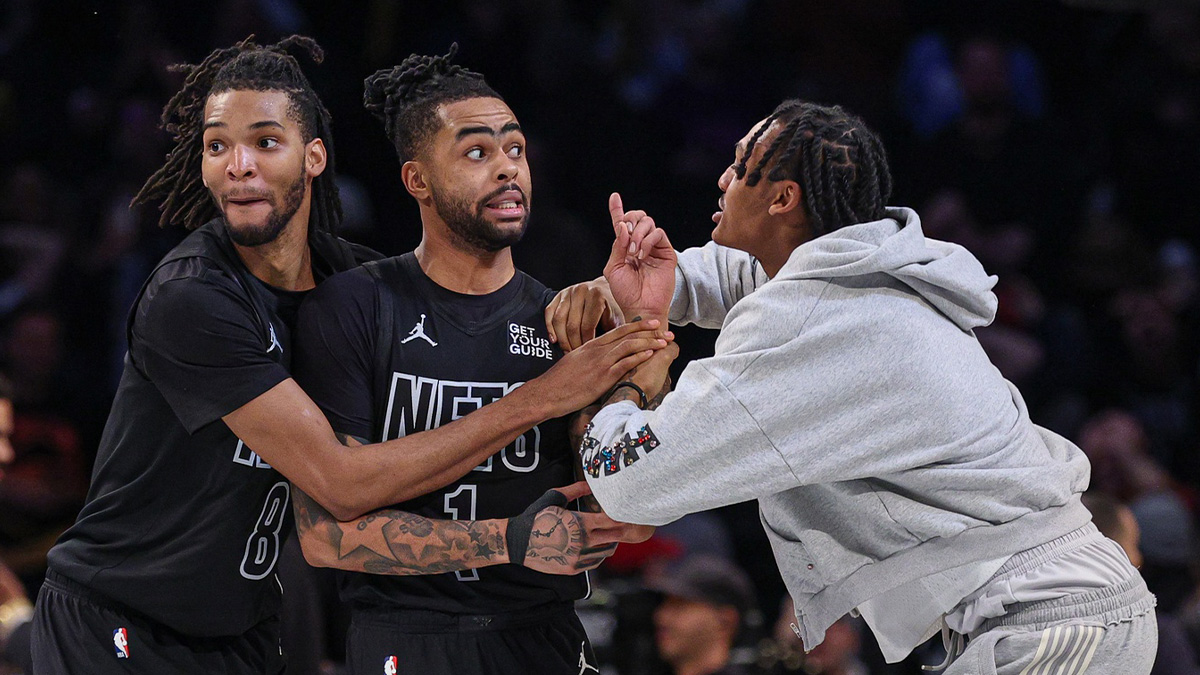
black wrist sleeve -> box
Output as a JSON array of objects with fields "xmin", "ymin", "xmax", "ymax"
[{"xmin": 506, "ymin": 488, "xmax": 569, "ymax": 565}]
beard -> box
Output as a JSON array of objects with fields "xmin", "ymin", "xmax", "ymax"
[
  {"xmin": 220, "ymin": 169, "xmax": 307, "ymax": 247},
  {"xmin": 432, "ymin": 183, "xmax": 529, "ymax": 253}
]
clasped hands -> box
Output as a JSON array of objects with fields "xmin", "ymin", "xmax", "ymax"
[{"xmin": 526, "ymin": 193, "xmax": 680, "ymax": 574}]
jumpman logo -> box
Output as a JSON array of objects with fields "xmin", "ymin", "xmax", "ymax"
[
  {"xmin": 401, "ymin": 314, "xmax": 438, "ymax": 347},
  {"xmin": 266, "ymin": 324, "xmax": 282, "ymax": 354},
  {"xmin": 577, "ymin": 642, "xmax": 599, "ymax": 674}
]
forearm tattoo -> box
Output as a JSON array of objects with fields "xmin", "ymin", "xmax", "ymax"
[
  {"xmin": 648, "ymin": 374, "xmax": 671, "ymax": 410},
  {"xmin": 291, "ymin": 487, "xmax": 507, "ymax": 575},
  {"xmin": 604, "ymin": 386, "xmax": 645, "ymax": 408}
]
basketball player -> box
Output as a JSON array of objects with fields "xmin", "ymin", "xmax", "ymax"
[
  {"xmin": 30, "ymin": 37, "xmax": 666, "ymax": 675},
  {"xmin": 289, "ymin": 46, "xmax": 656, "ymax": 674},
  {"xmin": 577, "ymin": 100, "xmax": 1158, "ymax": 673}
]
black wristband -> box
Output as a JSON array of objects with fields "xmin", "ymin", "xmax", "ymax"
[
  {"xmin": 506, "ymin": 488, "xmax": 568, "ymax": 566},
  {"xmin": 606, "ymin": 381, "xmax": 648, "ymax": 409}
]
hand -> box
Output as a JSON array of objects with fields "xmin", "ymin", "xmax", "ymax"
[
  {"xmin": 524, "ymin": 319, "xmax": 673, "ymax": 417},
  {"xmin": 625, "ymin": 341, "xmax": 680, "ymax": 405},
  {"xmin": 556, "ymin": 481, "xmax": 657, "ymax": 545},
  {"xmin": 545, "ymin": 278, "xmax": 624, "ymax": 352},
  {"xmin": 0, "ymin": 563, "xmax": 26, "ymax": 607},
  {"xmin": 604, "ymin": 192, "xmax": 677, "ymax": 320},
  {"xmin": 522, "ymin": 482, "xmax": 655, "ymax": 575}
]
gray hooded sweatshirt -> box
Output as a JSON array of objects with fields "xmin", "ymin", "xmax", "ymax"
[{"xmin": 581, "ymin": 207, "xmax": 1093, "ymax": 649}]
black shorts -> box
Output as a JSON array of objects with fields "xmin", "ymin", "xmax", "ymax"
[
  {"xmin": 30, "ymin": 570, "xmax": 285, "ymax": 675},
  {"xmin": 346, "ymin": 602, "xmax": 597, "ymax": 675}
]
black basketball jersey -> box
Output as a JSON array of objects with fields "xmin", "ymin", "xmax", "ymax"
[
  {"xmin": 46, "ymin": 219, "xmax": 378, "ymax": 638},
  {"xmin": 292, "ymin": 253, "xmax": 586, "ymax": 614}
]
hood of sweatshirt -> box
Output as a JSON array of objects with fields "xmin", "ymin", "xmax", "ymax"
[{"xmin": 775, "ymin": 207, "xmax": 998, "ymax": 330}]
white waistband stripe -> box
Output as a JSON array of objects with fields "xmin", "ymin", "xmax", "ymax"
[{"xmin": 1018, "ymin": 624, "xmax": 1104, "ymax": 675}]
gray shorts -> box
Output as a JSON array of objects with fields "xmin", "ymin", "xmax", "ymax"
[{"xmin": 945, "ymin": 527, "xmax": 1158, "ymax": 675}]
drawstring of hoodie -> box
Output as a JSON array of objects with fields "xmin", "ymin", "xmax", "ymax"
[{"xmin": 921, "ymin": 623, "xmax": 966, "ymax": 672}]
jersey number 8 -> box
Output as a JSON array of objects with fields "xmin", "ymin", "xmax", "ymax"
[{"xmin": 240, "ymin": 481, "xmax": 290, "ymax": 580}]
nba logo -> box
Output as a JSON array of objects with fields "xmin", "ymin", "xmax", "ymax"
[
  {"xmin": 383, "ymin": 655, "xmax": 398, "ymax": 674},
  {"xmin": 112, "ymin": 627, "xmax": 129, "ymax": 659}
]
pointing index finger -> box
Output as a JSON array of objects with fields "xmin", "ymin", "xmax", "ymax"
[{"xmin": 608, "ymin": 192, "xmax": 625, "ymax": 227}]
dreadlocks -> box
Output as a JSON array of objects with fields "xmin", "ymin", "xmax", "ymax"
[
  {"xmin": 363, "ymin": 43, "xmax": 501, "ymax": 163},
  {"xmin": 735, "ymin": 100, "xmax": 893, "ymax": 237},
  {"xmin": 132, "ymin": 35, "xmax": 342, "ymax": 235}
]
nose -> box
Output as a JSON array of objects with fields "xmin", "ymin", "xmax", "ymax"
[
  {"xmin": 226, "ymin": 144, "xmax": 257, "ymax": 180},
  {"xmin": 496, "ymin": 154, "xmax": 520, "ymax": 183},
  {"xmin": 718, "ymin": 165, "xmax": 734, "ymax": 191}
]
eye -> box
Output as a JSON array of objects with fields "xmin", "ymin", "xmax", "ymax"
[
  {"xmin": 507, "ymin": 144, "xmax": 523, "ymax": 158},
  {"xmin": 258, "ymin": 138, "xmax": 278, "ymax": 149},
  {"xmin": 207, "ymin": 140, "xmax": 225, "ymax": 153},
  {"xmin": 466, "ymin": 147, "xmax": 484, "ymax": 160}
]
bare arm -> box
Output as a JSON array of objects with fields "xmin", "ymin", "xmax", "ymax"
[
  {"xmin": 224, "ymin": 319, "xmax": 670, "ymax": 521},
  {"xmin": 292, "ymin": 485, "xmax": 510, "ymax": 575},
  {"xmin": 291, "ymin": 438, "xmax": 636, "ymax": 575}
]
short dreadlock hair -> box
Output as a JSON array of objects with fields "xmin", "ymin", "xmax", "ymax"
[
  {"xmin": 735, "ymin": 100, "xmax": 892, "ymax": 237},
  {"xmin": 363, "ymin": 43, "xmax": 502, "ymax": 163},
  {"xmin": 132, "ymin": 35, "xmax": 342, "ymax": 235}
]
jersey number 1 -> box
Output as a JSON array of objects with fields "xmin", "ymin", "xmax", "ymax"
[{"xmin": 444, "ymin": 485, "xmax": 479, "ymax": 581}]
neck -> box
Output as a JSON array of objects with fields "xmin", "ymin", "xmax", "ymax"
[
  {"xmin": 232, "ymin": 207, "xmax": 315, "ymax": 291},
  {"xmin": 671, "ymin": 644, "xmax": 732, "ymax": 675},
  {"xmin": 416, "ymin": 209, "xmax": 515, "ymax": 294},
  {"xmin": 757, "ymin": 216, "xmax": 811, "ymax": 278}
]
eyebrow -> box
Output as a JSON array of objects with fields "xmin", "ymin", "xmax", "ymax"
[
  {"xmin": 456, "ymin": 122, "xmax": 523, "ymax": 141},
  {"xmin": 203, "ymin": 120, "xmax": 286, "ymax": 131}
]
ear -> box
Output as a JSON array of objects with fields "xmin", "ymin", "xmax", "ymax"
[
  {"xmin": 401, "ymin": 161, "xmax": 430, "ymax": 200},
  {"xmin": 305, "ymin": 138, "xmax": 328, "ymax": 178},
  {"xmin": 768, "ymin": 180, "xmax": 803, "ymax": 216}
]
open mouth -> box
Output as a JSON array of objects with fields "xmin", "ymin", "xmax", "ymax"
[{"xmin": 482, "ymin": 187, "xmax": 526, "ymax": 219}]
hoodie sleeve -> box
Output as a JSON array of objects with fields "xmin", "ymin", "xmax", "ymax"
[
  {"xmin": 669, "ymin": 242, "xmax": 769, "ymax": 328},
  {"xmin": 580, "ymin": 358, "xmax": 799, "ymax": 526}
]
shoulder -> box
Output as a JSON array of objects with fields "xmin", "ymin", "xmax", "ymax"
[
  {"xmin": 137, "ymin": 271, "xmax": 254, "ymax": 334},
  {"xmin": 720, "ymin": 276, "xmax": 828, "ymax": 344},
  {"xmin": 304, "ymin": 264, "xmax": 377, "ymax": 317},
  {"xmin": 514, "ymin": 269, "xmax": 554, "ymax": 308},
  {"xmin": 309, "ymin": 229, "xmax": 386, "ymax": 271},
  {"xmin": 141, "ymin": 220, "xmax": 242, "ymax": 295}
]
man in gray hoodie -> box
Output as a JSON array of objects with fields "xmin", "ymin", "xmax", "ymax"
[{"xmin": 574, "ymin": 100, "xmax": 1158, "ymax": 673}]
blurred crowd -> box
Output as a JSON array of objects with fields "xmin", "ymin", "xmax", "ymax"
[{"xmin": 0, "ymin": 0, "xmax": 1198, "ymax": 673}]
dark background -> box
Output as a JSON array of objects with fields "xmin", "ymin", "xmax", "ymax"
[{"xmin": 1, "ymin": 1, "xmax": 1198, "ymax": 673}]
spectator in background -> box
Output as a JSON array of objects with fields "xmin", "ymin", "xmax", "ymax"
[
  {"xmin": 0, "ymin": 307, "xmax": 88, "ymax": 591},
  {"xmin": 1076, "ymin": 409, "xmax": 1173, "ymax": 504},
  {"xmin": 648, "ymin": 555, "xmax": 758, "ymax": 675},
  {"xmin": 767, "ymin": 596, "xmax": 868, "ymax": 675},
  {"xmin": 1084, "ymin": 491, "xmax": 1200, "ymax": 675},
  {"xmin": 903, "ymin": 32, "xmax": 1089, "ymax": 299},
  {"xmin": 0, "ymin": 166, "xmax": 71, "ymax": 321},
  {"xmin": 0, "ymin": 373, "xmax": 33, "ymax": 675}
]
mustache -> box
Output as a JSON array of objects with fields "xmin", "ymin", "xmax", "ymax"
[
  {"xmin": 477, "ymin": 183, "xmax": 525, "ymax": 206},
  {"xmin": 224, "ymin": 188, "xmax": 274, "ymax": 202}
]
